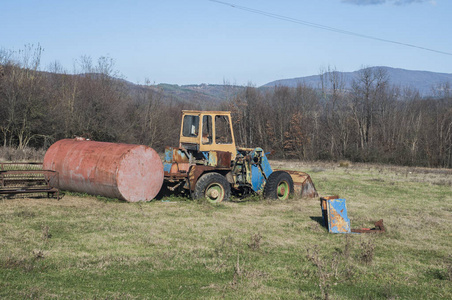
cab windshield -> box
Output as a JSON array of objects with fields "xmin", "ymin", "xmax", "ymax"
[{"xmin": 182, "ymin": 115, "xmax": 199, "ymax": 137}]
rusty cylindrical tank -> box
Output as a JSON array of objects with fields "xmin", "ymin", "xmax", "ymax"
[{"xmin": 43, "ymin": 138, "xmax": 164, "ymax": 202}]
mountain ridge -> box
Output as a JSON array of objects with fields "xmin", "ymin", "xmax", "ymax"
[
  {"xmin": 262, "ymin": 66, "xmax": 452, "ymax": 96},
  {"xmin": 36, "ymin": 66, "xmax": 452, "ymax": 103}
]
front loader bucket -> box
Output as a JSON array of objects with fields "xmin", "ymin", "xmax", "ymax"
[{"xmin": 278, "ymin": 170, "xmax": 318, "ymax": 198}]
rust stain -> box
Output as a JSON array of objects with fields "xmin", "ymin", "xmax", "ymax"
[
  {"xmin": 172, "ymin": 149, "xmax": 189, "ymax": 163},
  {"xmin": 279, "ymin": 170, "xmax": 318, "ymax": 198},
  {"xmin": 169, "ymin": 162, "xmax": 190, "ymax": 174},
  {"xmin": 329, "ymin": 206, "xmax": 350, "ymax": 233},
  {"xmin": 216, "ymin": 151, "xmax": 232, "ymax": 168}
]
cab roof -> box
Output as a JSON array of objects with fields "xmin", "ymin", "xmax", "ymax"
[{"xmin": 182, "ymin": 110, "xmax": 231, "ymax": 115}]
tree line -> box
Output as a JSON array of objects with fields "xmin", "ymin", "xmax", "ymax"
[
  {"xmin": 1, "ymin": 46, "xmax": 451, "ymax": 168},
  {"xmin": 0, "ymin": 46, "xmax": 198, "ymax": 152},
  {"xmin": 226, "ymin": 67, "xmax": 452, "ymax": 168}
]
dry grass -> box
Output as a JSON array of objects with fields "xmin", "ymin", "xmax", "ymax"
[
  {"xmin": 0, "ymin": 147, "xmax": 46, "ymax": 162},
  {"xmin": 1, "ymin": 162, "xmax": 451, "ymax": 299}
]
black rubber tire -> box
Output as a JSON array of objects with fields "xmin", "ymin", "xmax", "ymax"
[
  {"xmin": 263, "ymin": 171, "xmax": 294, "ymax": 200},
  {"xmin": 193, "ymin": 172, "xmax": 231, "ymax": 203}
]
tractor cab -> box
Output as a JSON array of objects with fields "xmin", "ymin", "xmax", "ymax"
[{"xmin": 179, "ymin": 110, "xmax": 237, "ymax": 160}]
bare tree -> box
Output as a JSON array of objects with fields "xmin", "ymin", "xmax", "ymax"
[
  {"xmin": 350, "ymin": 67, "xmax": 388, "ymax": 153},
  {"xmin": 0, "ymin": 45, "xmax": 46, "ymax": 149},
  {"xmin": 319, "ymin": 66, "xmax": 350, "ymax": 158}
]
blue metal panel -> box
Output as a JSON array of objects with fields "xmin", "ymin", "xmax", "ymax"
[
  {"xmin": 202, "ymin": 151, "xmax": 209, "ymax": 160},
  {"xmin": 326, "ymin": 198, "xmax": 351, "ymax": 233},
  {"xmin": 164, "ymin": 147, "xmax": 173, "ymax": 163},
  {"xmin": 250, "ymin": 147, "xmax": 273, "ymax": 193},
  {"xmin": 163, "ymin": 162, "xmax": 172, "ymax": 173},
  {"xmin": 251, "ymin": 164, "xmax": 265, "ymax": 192},
  {"xmin": 260, "ymin": 155, "xmax": 273, "ymax": 176}
]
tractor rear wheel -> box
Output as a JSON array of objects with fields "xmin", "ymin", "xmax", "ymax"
[
  {"xmin": 263, "ymin": 171, "xmax": 294, "ymax": 200},
  {"xmin": 193, "ymin": 172, "xmax": 231, "ymax": 203}
]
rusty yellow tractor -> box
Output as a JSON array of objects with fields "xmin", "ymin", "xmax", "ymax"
[{"xmin": 162, "ymin": 110, "xmax": 317, "ymax": 203}]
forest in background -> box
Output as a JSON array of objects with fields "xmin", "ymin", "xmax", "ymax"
[{"xmin": 1, "ymin": 46, "xmax": 451, "ymax": 168}]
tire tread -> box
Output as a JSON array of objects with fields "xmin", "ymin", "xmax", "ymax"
[
  {"xmin": 193, "ymin": 172, "xmax": 231, "ymax": 202},
  {"xmin": 263, "ymin": 171, "xmax": 294, "ymax": 200}
]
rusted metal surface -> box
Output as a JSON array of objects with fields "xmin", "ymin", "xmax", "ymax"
[
  {"xmin": 164, "ymin": 147, "xmax": 190, "ymax": 176},
  {"xmin": 320, "ymin": 195, "xmax": 340, "ymax": 202},
  {"xmin": 0, "ymin": 162, "xmax": 43, "ymax": 171},
  {"xmin": 169, "ymin": 163, "xmax": 190, "ymax": 174},
  {"xmin": 351, "ymin": 219, "xmax": 385, "ymax": 233},
  {"xmin": 0, "ymin": 169, "xmax": 59, "ymax": 199},
  {"xmin": 320, "ymin": 197, "xmax": 351, "ymax": 233},
  {"xmin": 208, "ymin": 151, "xmax": 231, "ymax": 168},
  {"xmin": 320, "ymin": 196, "xmax": 339, "ymax": 228},
  {"xmin": 277, "ymin": 170, "xmax": 318, "ymax": 198},
  {"xmin": 43, "ymin": 139, "xmax": 164, "ymax": 202},
  {"xmin": 171, "ymin": 148, "xmax": 189, "ymax": 163},
  {"xmin": 189, "ymin": 165, "xmax": 215, "ymax": 191},
  {"xmin": 163, "ymin": 145, "xmax": 233, "ymax": 193}
]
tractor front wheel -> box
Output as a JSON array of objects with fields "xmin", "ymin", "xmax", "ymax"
[
  {"xmin": 263, "ymin": 171, "xmax": 294, "ymax": 200},
  {"xmin": 193, "ymin": 172, "xmax": 231, "ymax": 203}
]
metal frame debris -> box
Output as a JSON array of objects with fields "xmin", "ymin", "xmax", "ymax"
[{"xmin": 0, "ymin": 162, "xmax": 60, "ymax": 199}]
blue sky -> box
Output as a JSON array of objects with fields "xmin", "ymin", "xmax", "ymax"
[{"xmin": 1, "ymin": 0, "xmax": 451, "ymax": 86}]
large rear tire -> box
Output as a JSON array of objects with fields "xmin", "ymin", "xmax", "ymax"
[
  {"xmin": 263, "ymin": 171, "xmax": 294, "ymax": 200},
  {"xmin": 193, "ymin": 172, "xmax": 231, "ymax": 203}
]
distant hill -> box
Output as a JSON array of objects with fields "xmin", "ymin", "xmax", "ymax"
[
  {"xmin": 119, "ymin": 80, "xmax": 245, "ymax": 106},
  {"xmin": 262, "ymin": 67, "xmax": 452, "ymax": 96},
  {"xmin": 154, "ymin": 83, "xmax": 245, "ymax": 104},
  {"xmin": 36, "ymin": 70, "xmax": 247, "ymax": 106},
  {"xmin": 35, "ymin": 66, "xmax": 452, "ymax": 103}
]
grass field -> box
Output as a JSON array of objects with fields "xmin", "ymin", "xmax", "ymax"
[{"xmin": 1, "ymin": 161, "xmax": 451, "ymax": 299}]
